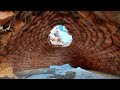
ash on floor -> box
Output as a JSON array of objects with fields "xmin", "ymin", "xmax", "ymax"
[{"xmin": 14, "ymin": 64, "xmax": 120, "ymax": 79}]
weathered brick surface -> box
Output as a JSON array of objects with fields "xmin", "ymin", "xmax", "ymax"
[
  {"xmin": 0, "ymin": 11, "xmax": 14, "ymax": 25},
  {"xmin": 0, "ymin": 11, "xmax": 120, "ymax": 76}
]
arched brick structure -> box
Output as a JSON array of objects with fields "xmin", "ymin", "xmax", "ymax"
[{"xmin": 0, "ymin": 11, "xmax": 120, "ymax": 76}]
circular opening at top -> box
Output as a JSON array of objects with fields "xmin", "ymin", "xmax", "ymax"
[{"xmin": 49, "ymin": 25, "xmax": 73, "ymax": 47}]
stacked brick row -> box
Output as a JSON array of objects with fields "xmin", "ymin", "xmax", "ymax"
[{"xmin": 1, "ymin": 11, "xmax": 120, "ymax": 75}]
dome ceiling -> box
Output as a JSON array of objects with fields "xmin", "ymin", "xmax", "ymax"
[{"xmin": 0, "ymin": 11, "xmax": 120, "ymax": 76}]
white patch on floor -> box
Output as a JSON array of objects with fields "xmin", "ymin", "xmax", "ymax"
[{"xmin": 15, "ymin": 64, "xmax": 120, "ymax": 79}]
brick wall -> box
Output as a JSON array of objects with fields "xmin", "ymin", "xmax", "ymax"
[{"xmin": 0, "ymin": 11, "xmax": 120, "ymax": 76}]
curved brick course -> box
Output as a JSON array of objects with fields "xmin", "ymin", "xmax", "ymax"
[{"xmin": 0, "ymin": 11, "xmax": 120, "ymax": 75}]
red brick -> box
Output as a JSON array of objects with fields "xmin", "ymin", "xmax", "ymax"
[
  {"xmin": 25, "ymin": 44, "xmax": 32, "ymax": 50},
  {"xmin": 97, "ymin": 51, "xmax": 107, "ymax": 55},
  {"xmin": 63, "ymin": 18, "xmax": 71, "ymax": 24},
  {"xmin": 15, "ymin": 42, "xmax": 21, "ymax": 49},
  {"xmin": 43, "ymin": 20, "xmax": 49, "ymax": 27},
  {"xmin": 106, "ymin": 23, "xmax": 117, "ymax": 34},
  {"xmin": 8, "ymin": 46, "xmax": 16, "ymax": 53},
  {"xmin": 105, "ymin": 32, "xmax": 111, "ymax": 38},
  {"xmin": 93, "ymin": 11, "xmax": 107, "ymax": 21},
  {"xmin": 32, "ymin": 28, "xmax": 37, "ymax": 35},
  {"xmin": 17, "ymin": 46, "xmax": 22, "ymax": 50},
  {"xmin": 112, "ymin": 34, "xmax": 120, "ymax": 47},
  {"xmin": 88, "ymin": 26, "xmax": 94, "ymax": 33},
  {"xmin": 107, "ymin": 53, "xmax": 115, "ymax": 58},
  {"xmin": 42, "ymin": 16, "xmax": 49, "ymax": 24},
  {"xmin": 91, "ymin": 25, "xmax": 99, "ymax": 32},
  {"xmin": 13, "ymin": 20, "xmax": 25, "ymax": 35},
  {"xmin": 22, "ymin": 32, "xmax": 28, "ymax": 39},
  {"xmin": 42, "ymin": 11, "xmax": 50, "ymax": 17},
  {"xmin": 101, "ymin": 43, "xmax": 109, "ymax": 49},
  {"xmin": 79, "ymin": 18, "xmax": 88, "ymax": 26},
  {"xmin": 28, "ymin": 25, "xmax": 35, "ymax": 32},
  {"xmin": 50, "ymin": 21, "xmax": 57, "ymax": 27},
  {"xmin": 85, "ymin": 38, "xmax": 91, "ymax": 46},
  {"xmin": 29, "ymin": 37, "xmax": 34, "ymax": 42},
  {"xmin": 0, "ymin": 56, "xmax": 8, "ymax": 62},
  {"xmin": 54, "ymin": 17, "xmax": 63, "ymax": 21},
  {"xmin": 87, "ymin": 13, "xmax": 96, "ymax": 23},
  {"xmin": 110, "ymin": 45, "xmax": 119, "ymax": 51},
  {"xmin": 67, "ymin": 17, "xmax": 75, "ymax": 23},
  {"xmin": 92, "ymin": 37, "xmax": 97, "ymax": 42},
  {"xmin": 25, "ymin": 37, "xmax": 30, "ymax": 45},
  {"xmin": 99, "ymin": 23, "xmax": 108, "ymax": 33},
  {"xmin": 49, "ymin": 13, "xmax": 56, "ymax": 19},
  {"xmin": 71, "ymin": 24, "xmax": 77, "ymax": 30},
  {"xmin": 26, "ymin": 32, "xmax": 31, "ymax": 38},
  {"xmin": 35, "ymin": 20, "xmax": 42, "ymax": 27},
  {"xmin": 78, "ymin": 11, "xmax": 91, "ymax": 18},
  {"xmin": 48, "ymin": 11, "xmax": 54, "ymax": 15},
  {"xmin": 33, "ymin": 16, "xmax": 41, "ymax": 23},
  {"xmin": 104, "ymin": 11, "xmax": 117, "ymax": 20},
  {"xmin": 97, "ymin": 32, "xmax": 103, "ymax": 38},
  {"xmin": 0, "ymin": 11, "xmax": 14, "ymax": 25},
  {"xmin": 104, "ymin": 38, "xmax": 112, "ymax": 45},
  {"xmin": 105, "ymin": 48, "xmax": 113, "ymax": 53},
  {"xmin": 95, "ymin": 37, "xmax": 103, "ymax": 46}
]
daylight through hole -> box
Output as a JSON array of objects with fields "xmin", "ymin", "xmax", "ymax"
[{"xmin": 49, "ymin": 25, "xmax": 72, "ymax": 47}]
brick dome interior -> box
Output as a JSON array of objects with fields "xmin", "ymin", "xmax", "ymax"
[{"xmin": 0, "ymin": 11, "xmax": 120, "ymax": 76}]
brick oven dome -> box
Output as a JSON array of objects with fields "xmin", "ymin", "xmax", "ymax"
[{"xmin": 0, "ymin": 11, "xmax": 120, "ymax": 76}]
